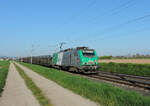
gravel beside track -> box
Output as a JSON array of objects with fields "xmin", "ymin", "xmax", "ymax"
[
  {"xmin": 16, "ymin": 63, "xmax": 99, "ymax": 106},
  {"xmin": 0, "ymin": 63, "xmax": 40, "ymax": 106}
]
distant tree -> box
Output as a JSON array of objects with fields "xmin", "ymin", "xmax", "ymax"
[{"xmin": 99, "ymin": 56, "xmax": 112, "ymax": 59}]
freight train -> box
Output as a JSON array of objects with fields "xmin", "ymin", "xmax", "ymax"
[{"xmin": 21, "ymin": 47, "xmax": 99, "ymax": 74}]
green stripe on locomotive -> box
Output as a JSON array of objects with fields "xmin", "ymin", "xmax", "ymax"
[
  {"xmin": 52, "ymin": 53, "xmax": 58, "ymax": 65},
  {"xmin": 78, "ymin": 50, "xmax": 98, "ymax": 66}
]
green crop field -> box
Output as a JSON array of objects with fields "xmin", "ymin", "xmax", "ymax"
[
  {"xmin": 20, "ymin": 62, "xmax": 150, "ymax": 106},
  {"xmin": 99, "ymin": 62, "xmax": 150, "ymax": 76},
  {"xmin": 0, "ymin": 61, "xmax": 10, "ymax": 95}
]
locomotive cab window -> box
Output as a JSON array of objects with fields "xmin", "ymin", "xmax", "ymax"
[{"xmin": 82, "ymin": 50, "xmax": 95, "ymax": 57}]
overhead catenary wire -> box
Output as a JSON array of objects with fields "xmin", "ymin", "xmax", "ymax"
[
  {"xmin": 61, "ymin": 0, "xmax": 136, "ymax": 45},
  {"xmin": 53, "ymin": 0, "xmax": 97, "ymax": 44},
  {"xmin": 62, "ymin": 0, "xmax": 135, "ymax": 31},
  {"xmin": 71, "ymin": 13, "xmax": 150, "ymax": 47},
  {"xmin": 58, "ymin": 0, "xmax": 97, "ymax": 29},
  {"xmin": 99, "ymin": 14, "xmax": 150, "ymax": 35},
  {"xmin": 87, "ymin": 13, "xmax": 150, "ymax": 43},
  {"xmin": 88, "ymin": 0, "xmax": 135, "ymax": 22},
  {"xmin": 97, "ymin": 26, "xmax": 150, "ymax": 42}
]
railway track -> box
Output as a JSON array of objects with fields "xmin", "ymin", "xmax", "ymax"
[
  {"xmin": 87, "ymin": 71, "xmax": 150, "ymax": 90},
  {"xmin": 52, "ymin": 66, "xmax": 150, "ymax": 91},
  {"xmin": 21, "ymin": 62, "xmax": 150, "ymax": 91}
]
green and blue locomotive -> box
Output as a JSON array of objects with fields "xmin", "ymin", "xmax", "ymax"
[{"xmin": 52, "ymin": 47, "xmax": 99, "ymax": 73}]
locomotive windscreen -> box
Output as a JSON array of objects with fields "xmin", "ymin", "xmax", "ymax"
[{"xmin": 82, "ymin": 50, "xmax": 95, "ymax": 57}]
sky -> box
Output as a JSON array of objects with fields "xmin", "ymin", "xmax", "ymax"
[{"xmin": 0, "ymin": 0, "xmax": 150, "ymax": 57}]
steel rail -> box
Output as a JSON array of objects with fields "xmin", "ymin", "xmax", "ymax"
[
  {"xmin": 87, "ymin": 72, "xmax": 150, "ymax": 90},
  {"xmin": 98, "ymin": 71, "xmax": 150, "ymax": 80}
]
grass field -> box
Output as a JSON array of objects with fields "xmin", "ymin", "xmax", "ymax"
[
  {"xmin": 99, "ymin": 59, "xmax": 150, "ymax": 64},
  {"xmin": 0, "ymin": 61, "xmax": 10, "ymax": 95},
  {"xmin": 14, "ymin": 64, "xmax": 51, "ymax": 106},
  {"xmin": 99, "ymin": 62, "xmax": 150, "ymax": 76},
  {"xmin": 20, "ymin": 62, "xmax": 150, "ymax": 106}
]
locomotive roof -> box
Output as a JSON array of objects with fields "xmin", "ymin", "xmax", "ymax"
[{"xmin": 59, "ymin": 47, "xmax": 94, "ymax": 53}]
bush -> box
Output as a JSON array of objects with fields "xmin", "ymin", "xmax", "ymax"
[{"xmin": 99, "ymin": 56, "xmax": 112, "ymax": 59}]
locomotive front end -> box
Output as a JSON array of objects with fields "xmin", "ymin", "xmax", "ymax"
[{"xmin": 78, "ymin": 49, "xmax": 99, "ymax": 73}]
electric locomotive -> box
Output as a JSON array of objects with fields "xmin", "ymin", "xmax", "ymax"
[{"xmin": 52, "ymin": 47, "xmax": 99, "ymax": 73}]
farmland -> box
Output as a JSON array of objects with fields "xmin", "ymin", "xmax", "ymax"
[
  {"xmin": 99, "ymin": 59, "xmax": 150, "ymax": 64},
  {"xmin": 0, "ymin": 61, "xmax": 10, "ymax": 95},
  {"xmin": 99, "ymin": 59, "xmax": 150, "ymax": 76},
  {"xmin": 19, "ymin": 62, "xmax": 150, "ymax": 106}
]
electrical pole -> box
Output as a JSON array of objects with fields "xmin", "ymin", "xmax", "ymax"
[
  {"xmin": 30, "ymin": 45, "xmax": 34, "ymax": 64},
  {"xmin": 30, "ymin": 44, "xmax": 40, "ymax": 64},
  {"xmin": 59, "ymin": 42, "xmax": 66, "ymax": 51}
]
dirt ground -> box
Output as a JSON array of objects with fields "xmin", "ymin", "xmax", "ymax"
[
  {"xmin": 99, "ymin": 59, "xmax": 150, "ymax": 64},
  {"xmin": 0, "ymin": 63, "xmax": 40, "ymax": 106},
  {"xmin": 16, "ymin": 63, "xmax": 99, "ymax": 106}
]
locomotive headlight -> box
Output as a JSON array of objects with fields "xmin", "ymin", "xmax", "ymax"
[{"xmin": 82, "ymin": 62, "xmax": 87, "ymax": 65}]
